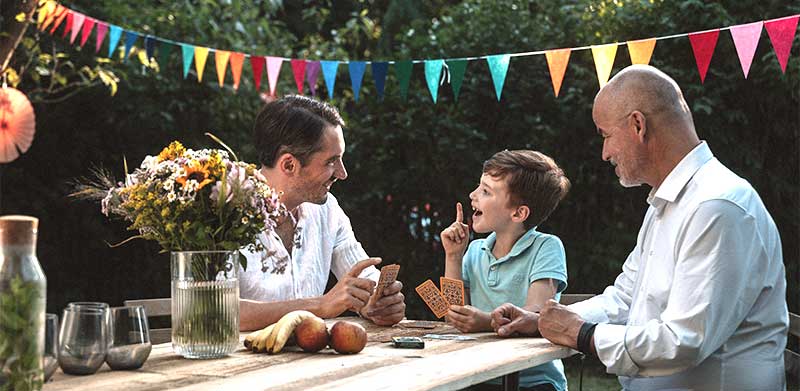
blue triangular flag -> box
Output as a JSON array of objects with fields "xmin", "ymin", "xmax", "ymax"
[
  {"xmin": 424, "ymin": 60, "xmax": 444, "ymax": 103},
  {"xmin": 348, "ymin": 61, "xmax": 367, "ymax": 102},
  {"xmin": 107, "ymin": 25, "xmax": 122, "ymax": 58},
  {"xmin": 181, "ymin": 44, "xmax": 195, "ymax": 79},
  {"xmin": 123, "ymin": 31, "xmax": 139, "ymax": 62},
  {"xmin": 144, "ymin": 36, "xmax": 156, "ymax": 61},
  {"xmin": 320, "ymin": 60, "xmax": 339, "ymax": 100},
  {"xmin": 371, "ymin": 62, "xmax": 388, "ymax": 101},
  {"xmin": 486, "ymin": 54, "xmax": 511, "ymax": 101}
]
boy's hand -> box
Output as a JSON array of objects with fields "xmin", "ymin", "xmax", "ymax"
[
  {"xmin": 440, "ymin": 202, "xmax": 469, "ymax": 257},
  {"xmin": 446, "ymin": 305, "xmax": 491, "ymax": 333}
]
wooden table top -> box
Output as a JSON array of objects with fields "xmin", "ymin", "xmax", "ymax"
[{"xmin": 44, "ymin": 317, "xmax": 575, "ymax": 391}]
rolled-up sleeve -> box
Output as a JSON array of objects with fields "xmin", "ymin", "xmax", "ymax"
[{"xmin": 328, "ymin": 198, "xmax": 379, "ymax": 282}]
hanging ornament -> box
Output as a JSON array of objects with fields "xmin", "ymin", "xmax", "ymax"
[{"xmin": 0, "ymin": 87, "xmax": 36, "ymax": 163}]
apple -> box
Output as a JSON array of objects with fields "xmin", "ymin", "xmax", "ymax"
[
  {"xmin": 329, "ymin": 321, "xmax": 367, "ymax": 354},
  {"xmin": 294, "ymin": 316, "xmax": 329, "ymax": 353}
]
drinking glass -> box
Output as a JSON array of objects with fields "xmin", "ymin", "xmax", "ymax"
[
  {"xmin": 43, "ymin": 313, "xmax": 59, "ymax": 381},
  {"xmin": 58, "ymin": 306, "xmax": 109, "ymax": 375},
  {"xmin": 106, "ymin": 306, "xmax": 151, "ymax": 370}
]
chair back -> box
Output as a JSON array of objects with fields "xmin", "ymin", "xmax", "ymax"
[
  {"xmin": 787, "ymin": 312, "xmax": 799, "ymax": 387},
  {"xmin": 559, "ymin": 293, "xmax": 596, "ymax": 306},
  {"xmin": 124, "ymin": 298, "xmax": 171, "ymax": 344}
]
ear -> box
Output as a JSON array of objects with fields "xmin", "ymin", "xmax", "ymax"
[
  {"xmin": 276, "ymin": 153, "xmax": 298, "ymax": 176},
  {"xmin": 630, "ymin": 110, "xmax": 647, "ymax": 142},
  {"xmin": 511, "ymin": 205, "xmax": 530, "ymax": 225}
]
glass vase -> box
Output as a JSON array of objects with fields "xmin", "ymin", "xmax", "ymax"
[{"xmin": 170, "ymin": 251, "xmax": 239, "ymax": 359}]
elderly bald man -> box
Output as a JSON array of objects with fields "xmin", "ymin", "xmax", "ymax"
[{"xmin": 490, "ymin": 65, "xmax": 788, "ymax": 390}]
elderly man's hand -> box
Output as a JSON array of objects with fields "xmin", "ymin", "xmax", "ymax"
[
  {"xmin": 538, "ymin": 299, "xmax": 585, "ymax": 349},
  {"xmin": 490, "ymin": 303, "xmax": 539, "ymax": 337},
  {"xmin": 361, "ymin": 280, "xmax": 406, "ymax": 326}
]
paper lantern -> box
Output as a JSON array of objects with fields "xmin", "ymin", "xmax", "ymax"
[{"xmin": 0, "ymin": 87, "xmax": 36, "ymax": 163}]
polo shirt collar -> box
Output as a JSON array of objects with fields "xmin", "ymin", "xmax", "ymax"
[
  {"xmin": 480, "ymin": 226, "xmax": 540, "ymax": 261},
  {"xmin": 648, "ymin": 141, "xmax": 713, "ymax": 211}
]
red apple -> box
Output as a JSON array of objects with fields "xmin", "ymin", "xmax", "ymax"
[
  {"xmin": 329, "ymin": 321, "xmax": 367, "ymax": 354},
  {"xmin": 294, "ymin": 317, "xmax": 329, "ymax": 353}
]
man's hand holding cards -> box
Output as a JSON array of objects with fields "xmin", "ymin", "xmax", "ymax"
[{"xmin": 360, "ymin": 263, "xmax": 405, "ymax": 326}]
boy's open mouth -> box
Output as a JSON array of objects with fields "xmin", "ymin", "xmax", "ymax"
[{"xmin": 472, "ymin": 206, "xmax": 483, "ymax": 217}]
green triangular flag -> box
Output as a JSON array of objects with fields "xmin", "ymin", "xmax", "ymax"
[
  {"xmin": 486, "ymin": 54, "xmax": 511, "ymax": 101},
  {"xmin": 446, "ymin": 59, "xmax": 468, "ymax": 102},
  {"xmin": 424, "ymin": 60, "xmax": 444, "ymax": 103},
  {"xmin": 158, "ymin": 41, "xmax": 172, "ymax": 69},
  {"xmin": 395, "ymin": 60, "xmax": 413, "ymax": 100}
]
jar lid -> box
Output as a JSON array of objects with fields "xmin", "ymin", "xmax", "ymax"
[{"xmin": 0, "ymin": 215, "xmax": 38, "ymax": 245}]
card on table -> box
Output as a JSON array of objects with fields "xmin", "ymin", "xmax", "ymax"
[
  {"xmin": 439, "ymin": 277, "xmax": 465, "ymax": 306},
  {"xmin": 415, "ymin": 279, "xmax": 450, "ymax": 319},
  {"xmin": 371, "ymin": 264, "xmax": 400, "ymax": 302}
]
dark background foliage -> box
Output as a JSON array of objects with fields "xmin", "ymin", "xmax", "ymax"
[{"xmin": 3, "ymin": 0, "xmax": 798, "ymax": 321}]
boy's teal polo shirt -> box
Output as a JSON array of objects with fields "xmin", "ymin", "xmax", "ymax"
[{"xmin": 462, "ymin": 227, "xmax": 568, "ymax": 390}]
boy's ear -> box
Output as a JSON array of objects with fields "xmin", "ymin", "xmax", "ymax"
[
  {"xmin": 511, "ymin": 205, "xmax": 530, "ymax": 225},
  {"xmin": 277, "ymin": 153, "xmax": 298, "ymax": 175}
]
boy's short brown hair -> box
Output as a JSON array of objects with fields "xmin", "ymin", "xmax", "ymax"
[{"xmin": 483, "ymin": 150, "xmax": 570, "ymax": 229}]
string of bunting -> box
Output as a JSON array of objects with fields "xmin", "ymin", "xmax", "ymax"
[{"xmin": 36, "ymin": 1, "xmax": 799, "ymax": 103}]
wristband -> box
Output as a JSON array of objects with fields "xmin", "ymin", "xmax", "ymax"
[{"xmin": 577, "ymin": 321, "xmax": 597, "ymax": 355}]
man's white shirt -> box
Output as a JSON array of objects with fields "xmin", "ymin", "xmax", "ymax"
[
  {"xmin": 571, "ymin": 142, "xmax": 788, "ymax": 390},
  {"xmin": 239, "ymin": 193, "xmax": 379, "ymax": 302}
]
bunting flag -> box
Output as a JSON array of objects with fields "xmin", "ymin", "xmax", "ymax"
[
  {"xmin": 486, "ymin": 54, "xmax": 510, "ymax": 101},
  {"xmin": 158, "ymin": 40, "xmax": 172, "ymax": 67},
  {"xmin": 180, "ymin": 44, "xmax": 195, "ymax": 79},
  {"xmin": 349, "ymin": 61, "xmax": 367, "ymax": 102},
  {"xmin": 107, "ymin": 25, "xmax": 122, "ymax": 58},
  {"xmin": 544, "ymin": 49, "xmax": 570, "ymax": 98},
  {"xmin": 95, "ymin": 22, "xmax": 108, "ymax": 53},
  {"xmin": 80, "ymin": 17, "xmax": 95, "ymax": 47},
  {"xmin": 250, "ymin": 56, "xmax": 265, "ymax": 91},
  {"xmin": 424, "ymin": 60, "xmax": 444, "ymax": 103},
  {"xmin": 123, "ymin": 31, "xmax": 139, "ymax": 62},
  {"xmin": 306, "ymin": 61, "xmax": 321, "ymax": 96},
  {"xmin": 215, "ymin": 50, "xmax": 231, "ymax": 87},
  {"xmin": 37, "ymin": 1, "xmax": 57, "ymax": 30},
  {"xmin": 591, "ymin": 43, "xmax": 618, "ymax": 88},
  {"xmin": 291, "ymin": 60, "xmax": 306, "ymax": 94},
  {"xmin": 395, "ymin": 60, "xmax": 413, "ymax": 100},
  {"xmin": 69, "ymin": 12, "xmax": 85, "ymax": 44},
  {"xmin": 446, "ymin": 59, "xmax": 467, "ymax": 102},
  {"xmin": 230, "ymin": 52, "xmax": 245, "ymax": 90},
  {"xmin": 144, "ymin": 36, "xmax": 156, "ymax": 62},
  {"xmin": 689, "ymin": 29, "xmax": 720, "ymax": 83},
  {"xmin": 61, "ymin": 11, "xmax": 72, "ymax": 39},
  {"xmin": 765, "ymin": 15, "xmax": 799, "ymax": 73},
  {"xmin": 194, "ymin": 47, "xmax": 209, "ymax": 82},
  {"xmin": 730, "ymin": 22, "xmax": 763, "ymax": 78},
  {"xmin": 266, "ymin": 56, "xmax": 283, "ymax": 96},
  {"xmin": 371, "ymin": 62, "xmax": 389, "ymax": 100},
  {"xmin": 627, "ymin": 38, "xmax": 656, "ymax": 65},
  {"xmin": 48, "ymin": 6, "xmax": 68, "ymax": 35},
  {"xmin": 321, "ymin": 60, "xmax": 339, "ymax": 100}
]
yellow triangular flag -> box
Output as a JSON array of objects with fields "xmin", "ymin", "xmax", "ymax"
[
  {"xmin": 544, "ymin": 49, "xmax": 571, "ymax": 98},
  {"xmin": 229, "ymin": 52, "xmax": 245, "ymax": 91},
  {"xmin": 194, "ymin": 47, "xmax": 209, "ymax": 82},
  {"xmin": 627, "ymin": 38, "xmax": 656, "ymax": 65},
  {"xmin": 37, "ymin": 1, "xmax": 56, "ymax": 27},
  {"xmin": 215, "ymin": 50, "xmax": 231, "ymax": 87},
  {"xmin": 591, "ymin": 43, "xmax": 618, "ymax": 88}
]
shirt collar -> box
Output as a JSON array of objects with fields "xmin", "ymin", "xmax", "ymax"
[
  {"xmin": 648, "ymin": 141, "xmax": 713, "ymax": 209},
  {"xmin": 480, "ymin": 226, "xmax": 540, "ymax": 261}
]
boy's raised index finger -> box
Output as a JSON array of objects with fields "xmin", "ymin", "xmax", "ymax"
[
  {"xmin": 456, "ymin": 202, "xmax": 463, "ymax": 223},
  {"xmin": 348, "ymin": 257, "xmax": 381, "ymax": 277}
]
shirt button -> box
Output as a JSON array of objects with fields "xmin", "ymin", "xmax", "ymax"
[{"xmin": 490, "ymin": 265, "xmax": 497, "ymax": 271}]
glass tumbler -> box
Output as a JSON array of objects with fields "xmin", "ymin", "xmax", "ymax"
[{"xmin": 106, "ymin": 306, "xmax": 151, "ymax": 370}]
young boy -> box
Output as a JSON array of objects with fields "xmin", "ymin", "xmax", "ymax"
[{"xmin": 440, "ymin": 150, "xmax": 570, "ymax": 391}]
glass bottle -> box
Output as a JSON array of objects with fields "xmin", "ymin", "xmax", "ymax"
[{"xmin": 0, "ymin": 216, "xmax": 46, "ymax": 391}]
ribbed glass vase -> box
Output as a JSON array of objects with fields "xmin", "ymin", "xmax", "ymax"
[{"xmin": 170, "ymin": 251, "xmax": 239, "ymax": 359}]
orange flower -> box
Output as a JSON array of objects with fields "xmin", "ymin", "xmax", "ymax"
[{"xmin": 176, "ymin": 161, "xmax": 214, "ymax": 190}]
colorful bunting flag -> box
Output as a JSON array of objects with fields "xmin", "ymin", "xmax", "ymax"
[
  {"xmin": 158, "ymin": 39, "xmax": 172, "ymax": 67},
  {"xmin": 266, "ymin": 57, "xmax": 283, "ymax": 96},
  {"xmin": 730, "ymin": 22, "xmax": 763, "ymax": 78},
  {"xmin": 765, "ymin": 15, "xmax": 799, "ymax": 73},
  {"xmin": 80, "ymin": 18, "xmax": 95, "ymax": 47},
  {"xmin": 627, "ymin": 38, "xmax": 656, "ymax": 65},
  {"xmin": 544, "ymin": 49, "xmax": 571, "ymax": 98},
  {"xmin": 486, "ymin": 54, "xmax": 510, "ymax": 101},
  {"xmin": 250, "ymin": 56, "xmax": 266, "ymax": 91},
  {"xmin": 215, "ymin": 50, "xmax": 231, "ymax": 87},
  {"xmin": 688, "ymin": 29, "xmax": 720, "ymax": 83},
  {"xmin": 424, "ymin": 60, "xmax": 444, "ymax": 103},
  {"xmin": 395, "ymin": 61, "xmax": 413, "ymax": 100},
  {"xmin": 194, "ymin": 47, "xmax": 209, "ymax": 82},
  {"xmin": 107, "ymin": 25, "xmax": 122, "ymax": 58},
  {"xmin": 180, "ymin": 44, "xmax": 195, "ymax": 79},
  {"xmin": 123, "ymin": 31, "xmax": 139, "ymax": 62},
  {"xmin": 591, "ymin": 43, "xmax": 618, "ymax": 88},
  {"xmin": 445, "ymin": 60, "xmax": 467, "ymax": 102},
  {"xmin": 69, "ymin": 12, "xmax": 85, "ymax": 44},
  {"xmin": 321, "ymin": 61, "xmax": 339, "ymax": 100},
  {"xmin": 144, "ymin": 36, "xmax": 156, "ymax": 62},
  {"xmin": 62, "ymin": 11, "xmax": 73, "ymax": 39},
  {"xmin": 95, "ymin": 22, "xmax": 108, "ymax": 53},
  {"xmin": 372, "ymin": 62, "xmax": 389, "ymax": 101},
  {"xmin": 349, "ymin": 61, "xmax": 367, "ymax": 102},
  {"xmin": 291, "ymin": 60, "xmax": 307, "ymax": 94},
  {"xmin": 230, "ymin": 52, "xmax": 245, "ymax": 90},
  {"xmin": 306, "ymin": 61, "xmax": 321, "ymax": 96},
  {"xmin": 37, "ymin": 1, "xmax": 56, "ymax": 30},
  {"xmin": 48, "ymin": 6, "xmax": 68, "ymax": 35}
]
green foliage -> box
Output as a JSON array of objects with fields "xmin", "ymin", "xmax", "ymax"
[{"xmin": 0, "ymin": 276, "xmax": 45, "ymax": 391}]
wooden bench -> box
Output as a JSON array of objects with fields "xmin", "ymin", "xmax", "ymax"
[{"xmin": 123, "ymin": 298, "xmax": 171, "ymax": 344}]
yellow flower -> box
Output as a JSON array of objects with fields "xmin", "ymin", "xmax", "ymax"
[
  {"xmin": 157, "ymin": 141, "xmax": 186, "ymax": 162},
  {"xmin": 176, "ymin": 161, "xmax": 214, "ymax": 190}
]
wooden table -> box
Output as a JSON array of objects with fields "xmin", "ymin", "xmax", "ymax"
[{"xmin": 44, "ymin": 317, "xmax": 575, "ymax": 391}]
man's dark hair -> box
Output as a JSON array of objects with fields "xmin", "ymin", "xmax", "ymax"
[
  {"xmin": 253, "ymin": 95, "xmax": 345, "ymax": 167},
  {"xmin": 483, "ymin": 150, "xmax": 570, "ymax": 229}
]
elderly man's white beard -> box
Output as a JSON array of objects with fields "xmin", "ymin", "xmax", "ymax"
[{"xmin": 619, "ymin": 177, "xmax": 643, "ymax": 188}]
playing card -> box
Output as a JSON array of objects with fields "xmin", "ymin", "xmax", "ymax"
[
  {"xmin": 371, "ymin": 264, "xmax": 400, "ymax": 302},
  {"xmin": 439, "ymin": 277, "xmax": 465, "ymax": 306},
  {"xmin": 415, "ymin": 279, "xmax": 450, "ymax": 318}
]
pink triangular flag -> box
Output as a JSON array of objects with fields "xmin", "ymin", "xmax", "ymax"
[
  {"xmin": 70, "ymin": 12, "xmax": 85, "ymax": 44},
  {"xmin": 80, "ymin": 18, "xmax": 95, "ymax": 47},
  {"xmin": 230, "ymin": 52, "xmax": 245, "ymax": 91},
  {"xmin": 266, "ymin": 57, "xmax": 283, "ymax": 96},
  {"xmin": 688, "ymin": 29, "xmax": 720, "ymax": 83},
  {"xmin": 291, "ymin": 59, "xmax": 307, "ymax": 94},
  {"xmin": 250, "ymin": 56, "xmax": 266, "ymax": 92},
  {"xmin": 730, "ymin": 22, "xmax": 763, "ymax": 78},
  {"xmin": 95, "ymin": 22, "xmax": 108, "ymax": 53},
  {"xmin": 61, "ymin": 11, "xmax": 73, "ymax": 39},
  {"xmin": 215, "ymin": 50, "xmax": 231, "ymax": 87},
  {"xmin": 765, "ymin": 15, "xmax": 800, "ymax": 73}
]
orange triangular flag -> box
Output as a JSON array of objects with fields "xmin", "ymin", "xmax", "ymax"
[
  {"xmin": 627, "ymin": 38, "xmax": 656, "ymax": 65},
  {"xmin": 194, "ymin": 47, "xmax": 209, "ymax": 82},
  {"xmin": 48, "ymin": 5, "xmax": 68, "ymax": 34},
  {"xmin": 591, "ymin": 43, "xmax": 618, "ymax": 88},
  {"xmin": 544, "ymin": 49, "xmax": 571, "ymax": 98},
  {"xmin": 215, "ymin": 50, "xmax": 231, "ymax": 87},
  {"xmin": 229, "ymin": 52, "xmax": 245, "ymax": 91},
  {"xmin": 37, "ymin": 1, "xmax": 56, "ymax": 29}
]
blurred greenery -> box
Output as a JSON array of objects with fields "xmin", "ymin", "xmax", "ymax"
[{"xmin": 2, "ymin": 0, "xmax": 798, "ymax": 336}]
